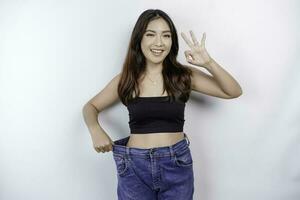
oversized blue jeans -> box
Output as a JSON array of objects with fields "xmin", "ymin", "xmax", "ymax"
[{"xmin": 112, "ymin": 132, "xmax": 194, "ymax": 200}]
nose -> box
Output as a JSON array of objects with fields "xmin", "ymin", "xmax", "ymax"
[{"xmin": 154, "ymin": 35, "xmax": 163, "ymax": 46}]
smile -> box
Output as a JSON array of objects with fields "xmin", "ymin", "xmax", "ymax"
[{"xmin": 151, "ymin": 49, "xmax": 164, "ymax": 55}]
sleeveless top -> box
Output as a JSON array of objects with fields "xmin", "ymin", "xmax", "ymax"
[{"xmin": 126, "ymin": 95, "xmax": 186, "ymax": 134}]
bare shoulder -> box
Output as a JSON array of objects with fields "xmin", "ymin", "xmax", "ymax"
[{"xmin": 85, "ymin": 72, "xmax": 121, "ymax": 113}]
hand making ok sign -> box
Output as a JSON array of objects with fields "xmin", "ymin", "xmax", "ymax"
[{"xmin": 181, "ymin": 30, "xmax": 212, "ymax": 67}]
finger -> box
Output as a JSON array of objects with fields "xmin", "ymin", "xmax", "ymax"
[
  {"xmin": 94, "ymin": 147, "xmax": 100, "ymax": 153},
  {"xmin": 201, "ymin": 32, "xmax": 206, "ymax": 47},
  {"xmin": 184, "ymin": 50, "xmax": 194, "ymax": 61},
  {"xmin": 96, "ymin": 146, "xmax": 104, "ymax": 153},
  {"xmin": 181, "ymin": 32, "xmax": 194, "ymax": 48},
  {"xmin": 100, "ymin": 148, "xmax": 105, "ymax": 153},
  {"xmin": 184, "ymin": 50, "xmax": 192, "ymax": 57},
  {"xmin": 104, "ymin": 144, "xmax": 110, "ymax": 152},
  {"xmin": 189, "ymin": 30, "xmax": 199, "ymax": 46}
]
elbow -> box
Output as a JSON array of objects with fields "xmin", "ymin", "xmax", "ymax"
[
  {"xmin": 82, "ymin": 104, "xmax": 89, "ymax": 116},
  {"xmin": 230, "ymin": 90, "xmax": 243, "ymax": 99},
  {"xmin": 237, "ymin": 88, "xmax": 243, "ymax": 97},
  {"xmin": 82, "ymin": 102, "xmax": 100, "ymax": 114},
  {"xmin": 82, "ymin": 103, "xmax": 89, "ymax": 112}
]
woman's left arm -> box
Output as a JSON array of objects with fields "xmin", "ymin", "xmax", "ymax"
[
  {"xmin": 181, "ymin": 30, "xmax": 243, "ymax": 98},
  {"xmin": 202, "ymin": 57, "xmax": 243, "ymax": 97}
]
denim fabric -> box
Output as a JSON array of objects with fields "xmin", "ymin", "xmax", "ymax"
[{"xmin": 112, "ymin": 133, "xmax": 194, "ymax": 200}]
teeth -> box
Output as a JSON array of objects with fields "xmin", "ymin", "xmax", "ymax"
[{"xmin": 151, "ymin": 49, "xmax": 163, "ymax": 53}]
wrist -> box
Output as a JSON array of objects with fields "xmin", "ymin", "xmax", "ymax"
[
  {"xmin": 89, "ymin": 125, "xmax": 106, "ymax": 136},
  {"xmin": 201, "ymin": 58, "xmax": 213, "ymax": 68},
  {"xmin": 204, "ymin": 58, "xmax": 213, "ymax": 65}
]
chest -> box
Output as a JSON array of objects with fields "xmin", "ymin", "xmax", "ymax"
[{"xmin": 136, "ymin": 75, "xmax": 168, "ymax": 97}]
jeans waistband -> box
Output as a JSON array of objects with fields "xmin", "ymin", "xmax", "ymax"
[{"xmin": 112, "ymin": 132, "xmax": 190, "ymax": 157}]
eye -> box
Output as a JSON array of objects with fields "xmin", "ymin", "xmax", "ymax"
[
  {"xmin": 164, "ymin": 35, "xmax": 171, "ymax": 38},
  {"xmin": 146, "ymin": 34, "xmax": 154, "ymax": 37}
]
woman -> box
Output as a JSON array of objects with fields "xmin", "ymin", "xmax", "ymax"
[{"xmin": 82, "ymin": 9, "xmax": 242, "ymax": 200}]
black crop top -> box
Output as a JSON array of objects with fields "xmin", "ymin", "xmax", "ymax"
[{"xmin": 126, "ymin": 96, "xmax": 186, "ymax": 134}]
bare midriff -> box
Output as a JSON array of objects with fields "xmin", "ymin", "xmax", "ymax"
[{"xmin": 126, "ymin": 132, "xmax": 185, "ymax": 148}]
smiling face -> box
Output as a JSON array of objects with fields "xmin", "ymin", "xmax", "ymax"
[{"xmin": 141, "ymin": 17, "xmax": 172, "ymax": 66}]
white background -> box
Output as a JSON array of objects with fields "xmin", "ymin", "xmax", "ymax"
[{"xmin": 0, "ymin": 0, "xmax": 299, "ymax": 199}]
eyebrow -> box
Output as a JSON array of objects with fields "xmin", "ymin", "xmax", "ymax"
[{"xmin": 145, "ymin": 29, "xmax": 171, "ymax": 33}]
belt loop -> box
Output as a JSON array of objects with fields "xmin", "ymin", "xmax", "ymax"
[
  {"xmin": 169, "ymin": 146, "xmax": 175, "ymax": 157},
  {"xmin": 184, "ymin": 133, "xmax": 190, "ymax": 146},
  {"xmin": 125, "ymin": 147, "xmax": 130, "ymax": 159}
]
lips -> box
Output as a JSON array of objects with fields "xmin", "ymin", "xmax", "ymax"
[
  {"xmin": 150, "ymin": 49, "xmax": 164, "ymax": 56},
  {"xmin": 151, "ymin": 49, "xmax": 164, "ymax": 51}
]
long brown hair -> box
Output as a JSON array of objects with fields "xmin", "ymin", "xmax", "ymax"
[{"xmin": 118, "ymin": 9, "xmax": 192, "ymax": 106}]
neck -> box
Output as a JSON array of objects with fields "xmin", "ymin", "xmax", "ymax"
[{"xmin": 145, "ymin": 63, "xmax": 163, "ymax": 75}]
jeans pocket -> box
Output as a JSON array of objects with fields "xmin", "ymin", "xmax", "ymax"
[
  {"xmin": 113, "ymin": 154, "xmax": 129, "ymax": 177},
  {"xmin": 174, "ymin": 148, "xmax": 193, "ymax": 167}
]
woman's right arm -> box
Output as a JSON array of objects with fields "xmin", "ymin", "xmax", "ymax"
[{"xmin": 82, "ymin": 72, "xmax": 121, "ymax": 153}]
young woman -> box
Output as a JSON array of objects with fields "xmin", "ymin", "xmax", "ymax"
[{"xmin": 82, "ymin": 9, "xmax": 242, "ymax": 200}]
